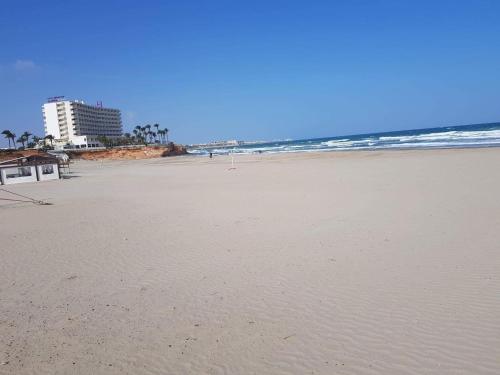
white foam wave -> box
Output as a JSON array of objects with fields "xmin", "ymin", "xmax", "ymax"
[
  {"xmin": 379, "ymin": 129, "xmax": 500, "ymax": 143},
  {"xmin": 188, "ymin": 128, "xmax": 500, "ymax": 155}
]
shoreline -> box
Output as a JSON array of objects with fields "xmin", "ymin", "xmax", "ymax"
[
  {"xmin": 180, "ymin": 145, "xmax": 500, "ymax": 162},
  {"xmin": 187, "ymin": 143, "xmax": 500, "ymax": 157}
]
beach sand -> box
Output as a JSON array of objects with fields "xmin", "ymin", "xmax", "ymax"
[{"xmin": 1, "ymin": 148, "xmax": 499, "ymax": 374}]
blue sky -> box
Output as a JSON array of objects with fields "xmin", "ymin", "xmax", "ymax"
[{"xmin": 1, "ymin": 0, "xmax": 500, "ymax": 145}]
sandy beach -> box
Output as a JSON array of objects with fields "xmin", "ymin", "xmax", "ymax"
[{"xmin": 1, "ymin": 148, "xmax": 499, "ymax": 374}]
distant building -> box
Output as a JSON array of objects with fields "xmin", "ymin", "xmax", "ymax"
[
  {"xmin": 188, "ymin": 140, "xmax": 242, "ymax": 148},
  {"xmin": 42, "ymin": 98, "xmax": 122, "ymax": 148}
]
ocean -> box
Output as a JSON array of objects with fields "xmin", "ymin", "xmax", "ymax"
[{"xmin": 188, "ymin": 122, "xmax": 500, "ymax": 155}]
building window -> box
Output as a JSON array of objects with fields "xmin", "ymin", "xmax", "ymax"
[
  {"xmin": 6, "ymin": 167, "xmax": 32, "ymax": 179},
  {"xmin": 42, "ymin": 165, "xmax": 54, "ymax": 175}
]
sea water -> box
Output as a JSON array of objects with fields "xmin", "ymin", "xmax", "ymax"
[{"xmin": 189, "ymin": 122, "xmax": 500, "ymax": 155}]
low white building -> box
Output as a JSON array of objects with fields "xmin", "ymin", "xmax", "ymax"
[
  {"xmin": 0, "ymin": 155, "xmax": 60, "ymax": 185},
  {"xmin": 42, "ymin": 97, "xmax": 122, "ymax": 149}
]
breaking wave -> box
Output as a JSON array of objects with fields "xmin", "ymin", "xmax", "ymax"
[{"xmin": 188, "ymin": 123, "xmax": 500, "ymax": 155}]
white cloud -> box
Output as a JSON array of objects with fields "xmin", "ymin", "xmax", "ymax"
[{"xmin": 14, "ymin": 59, "xmax": 37, "ymax": 71}]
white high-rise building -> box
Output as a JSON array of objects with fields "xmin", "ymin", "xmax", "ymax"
[{"xmin": 42, "ymin": 97, "xmax": 122, "ymax": 148}]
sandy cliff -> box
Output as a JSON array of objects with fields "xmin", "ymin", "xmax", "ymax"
[
  {"xmin": 67, "ymin": 144, "xmax": 188, "ymax": 160},
  {"xmin": 0, "ymin": 149, "xmax": 51, "ymax": 162}
]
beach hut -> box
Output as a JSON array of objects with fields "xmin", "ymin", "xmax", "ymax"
[{"xmin": 0, "ymin": 155, "xmax": 60, "ymax": 185}]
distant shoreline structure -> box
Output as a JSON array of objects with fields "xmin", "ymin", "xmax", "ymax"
[
  {"xmin": 188, "ymin": 122, "xmax": 500, "ymax": 155},
  {"xmin": 187, "ymin": 139, "xmax": 266, "ymax": 149}
]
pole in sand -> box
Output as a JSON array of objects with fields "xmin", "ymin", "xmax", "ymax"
[{"xmin": 228, "ymin": 148, "xmax": 236, "ymax": 170}]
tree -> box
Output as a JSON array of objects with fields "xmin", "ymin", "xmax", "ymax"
[
  {"xmin": 28, "ymin": 135, "xmax": 42, "ymax": 149},
  {"xmin": 132, "ymin": 129, "xmax": 140, "ymax": 144},
  {"xmin": 154, "ymin": 123, "xmax": 159, "ymax": 139},
  {"xmin": 157, "ymin": 129, "xmax": 165, "ymax": 144},
  {"xmin": 10, "ymin": 132, "xmax": 16, "ymax": 148},
  {"xmin": 123, "ymin": 133, "xmax": 132, "ymax": 145},
  {"xmin": 135, "ymin": 125, "xmax": 142, "ymax": 138},
  {"xmin": 2, "ymin": 130, "xmax": 14, "ymax": 149},
  {"xmin": 17, "ymin": 135, "xmax": 28, "ymax": 148},
  {"xmin": 97, "ymin": 136, "xmax": 113, "ymax": 148},
  {"xmin": 164, "ymin": 128, "xmax": 169, "ymax": 143},
  {"xmin": 44, "ymin": 134, "xmax": 54, "ymax": 147},
  {"xmin": 21, "ymin": 131, "xmax": 32, "ymax": 146}
]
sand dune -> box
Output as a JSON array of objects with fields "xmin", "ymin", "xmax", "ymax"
[{"xmin": 1, "ymin": 148, "xmax": 499, "ymax": 374}]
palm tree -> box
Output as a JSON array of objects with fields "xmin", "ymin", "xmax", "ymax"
[
  {"xmin": 8, "ymin": 132, "xmax": 17, "ymax": 148},
  {"xmin": 30, "ymin": 135, "xmax": 41, "ymax": 148},
  {"xmin": 154, "ymin": 123, "xmax": 159, "ymax": 135},
  {"xmin": 17, "ymin": 135, "xmax": 28, "ymax": 148},
  {"xmin": 164, "ymin": 128, "xmax": 169, "ymax": 143},
  {"xmin": 141, "ymin": 127, "xmax": 148, "ymax": 145},
  {"xmin": 150, "ymin": 131, "xmax": 157, "ymax": 143},
  {"xmin": 157, "ymin": 129, "xmax": 165, "ymax": 144},
  {"xmin": 132, "ymin": 129, "xmax": 139, "ymax": 144},
  {"xmin": 44, "ymin": 134, "xmax": 54, "ymax": 147},
  {"xmin": 2, "ymin": 130, "xmax": 13, "ymax": 149},
  {"xmin": 21, "ymin": 131, "xmax": 32, "ymax": 145}
]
